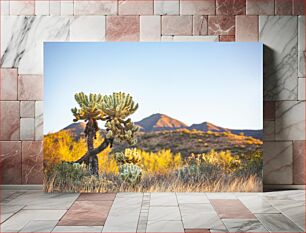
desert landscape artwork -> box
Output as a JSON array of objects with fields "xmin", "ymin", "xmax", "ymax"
[{"xmin": 44, "ymin": 42, "xmax": 263, "ymax": 192}]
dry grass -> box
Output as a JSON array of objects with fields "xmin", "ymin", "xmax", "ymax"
[{"xmin": 44, "ymin": 171, "xmax": 262, "ymax": 193}]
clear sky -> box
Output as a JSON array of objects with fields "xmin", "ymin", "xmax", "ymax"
[{"xmin": 44, "ymin": 42, "xmax": 263, "ymax": 134}]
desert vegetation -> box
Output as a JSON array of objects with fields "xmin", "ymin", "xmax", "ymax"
[
  {"xmin": 44, "ymin": 92, "xmax": 262, "ymax": 192},
  {"xmin": 44, "ymin": 131, "xmax": 262, "ymax": 192}
]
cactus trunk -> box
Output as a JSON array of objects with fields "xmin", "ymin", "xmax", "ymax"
[
  {"xmin": 74, "ymin": 136, "xmax": 113, "ymax": 175},
  {"xmin": 86, "ymin": 124, "xmax": 99, "ymax": 177}
]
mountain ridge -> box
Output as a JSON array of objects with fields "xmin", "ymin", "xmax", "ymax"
[
  {"xmin": 134, "ymin": 113, "xmax": 262, "ymax": 139},
  {"xmin": 60, "ymin": 113, "xmax": 262, "ymax": 139}
]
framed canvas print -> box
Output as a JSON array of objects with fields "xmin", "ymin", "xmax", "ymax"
[{"xmin": 44, "ymin": 42, "xmax": 263, "ymax": 192}]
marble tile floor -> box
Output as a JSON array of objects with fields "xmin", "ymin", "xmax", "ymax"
[{"xmin": 0, "ymin": 189, "xmax": 304, "ymax": 233}]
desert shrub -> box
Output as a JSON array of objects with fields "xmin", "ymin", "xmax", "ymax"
[
  {"xmin": 139, "ymin": 149, "xmax": 182, "ymax": 174},
  {"xmin": 115, "ymin": 148, "xmax": 141, "ymax": 165},
  {"xmin": 119, "ymin": 163, "xmax": 142, "ymax": 185},
  {"xmin": 114, "ymin": 148, "xmax": 143, "ymax": 185},
  {"xmin": 239, "ymin": 151, "xmax": 263, "ymax": 177},
  {"xmin": 46, "ymin": 162, "xmax": 89, "ymax": 189},
  {"xmin": 176, "ymin": 164, "xmax": 221, "ymax": 183},
  {"xmin": 187, "ymin": 150, "xmax": 241, "ymax": 173}
]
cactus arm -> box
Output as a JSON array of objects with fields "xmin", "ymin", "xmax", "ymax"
[{"xmin": 75, "ymin": 138, "xmax": 113, "ymax": 164}]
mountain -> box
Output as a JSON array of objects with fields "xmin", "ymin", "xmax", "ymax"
[
  {"xmin": 60, "ymin": 114, "xmax": 262, "ymax": 140},
  {"xmin": 62, "ymin": 122, "xmax": 86, "ymax": 138},
  {"xmin": 189, "ymin": 122, "xmax": 230, "ymax": 133},
  {"xmin": 135, "ymin": 114, "xmax": 262, "ymax": 139},
  {"xmin": 230, "ymin": 129, "xmax": 262, "ymax": 140},
  {"xmin": 135, "ymin": 113, "xmax": 188, "ymax": 132},
  {"xmin": 188, "ymin": 122, "xmax": 262, "ymax": 139}
]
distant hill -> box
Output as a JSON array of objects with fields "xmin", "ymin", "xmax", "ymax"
[
  {"xmin": 135, "ymin": 113, "xmax": 188, "ymax": 132},
  {"xmin": 230, "ymin": 129, "xmax": 262, "ymax": 140},
  {"xmin": 61, "ymin": 122, "xmax": 86, "ymax": 139},
  {"xmin": 135, "ymin": 113, "xmax": 262, "ymax": 139},
  {"xmin": 60, "ymin": 113, "xmax": 262, "ymax": 140},
  {"xmin": 189, "ymin": 122, "xmax": 230, "ymax": 133}
]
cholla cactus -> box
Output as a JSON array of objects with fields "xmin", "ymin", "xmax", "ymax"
[
  {"xmin": 102, "ymin": 92, "xmax": 139, "ymax": 145},
  {"xmin": 71, "ymin": 92, "xmax": 104, "ymax": 122},
  {"xmin": 71, "ymin": 92, "xmax": 139, "ymax": 177},
  {"xmin": 115, "ymin": 148, "xmax": 141, "ymax": 165},
  {"xmin": 119, "ymin": 163, "xmax": 142, "ymax": 184}
]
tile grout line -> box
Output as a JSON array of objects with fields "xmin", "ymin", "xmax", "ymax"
[
  {"xmin": 175, "ymin": 192, "xmax": 185, "ymax": 232},
  {"xmin": 136, "ymin": 192, "xmax": 150, "ymax": 233},
  {"xmin": 55, "ymin": 192, "xmax": 80, "ymax": 226},
  {"xmin": 0, "ymin": 191, "xmax": 27, "ymax": 225}
]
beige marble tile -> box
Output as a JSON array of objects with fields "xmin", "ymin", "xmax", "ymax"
[
  {"xmin": 146, "ymin": 220, "xmax": 184, "ymax": 233},
  {"xmin": 74, "ymin": 1, "xmax": 117, "ymax": 15},
  {"xmin": 154, "ymin": 0, "xmax": 179, "ymax": 15},
  {"xmin": 20, "ymin": 118, "xmax": 35, "ymax": 140},
  {"xmin": 53, "ymin": 226, "xmax": 103, "ymax": 232},
  {"xmin": 246, "ymin": 0, "xmax": 274, "ymax": 15},
  {"xmin": 61, "ymin": 1, "xmax": 74, "ymax": 15},
  {"xmin": 70, "ymin": 16, "xmax": 106, "ymax": 41},
  {"xmin": 223, "ymin": 219, "xmax": 268, "ymax": 232},
  {"xmin": 260, "ymin": 16, "xmax": 298, "ymax": 100},
  {"xmin": 193, "ymin": 16, "xmax": 208, "ymax": 36},
  {"xmin": 1, "ymin": 0, "xmax": 10, "ymax": 15},
  {"xmin": 298, "ymin": 16, "xmax": 305, "ymax": 78},
  {"xmin": 177, "ymin": 193, "xmax": 210, "ymax": 204},
  {"xmin": 161, "ymin": 35, "xmax": 218, "ymax": 41},
  {"xmin": 35, "ymin": 1, "xmax": 50, "ymax": 15},
  {"xmin": 162, "ymin": 16, "xmax": 192, "ymax": 36},
  {"xmin": 275, "ymin": 101, "xmax": 305, "ymax": 140},
  {"xmin": 148, "ymin": 206, "xmax": 181, "ymax": 221},
  {"xmin": 256, "ymin": 213, "xmax": 303, "ymax": 232},
  {"xmin": 1, "ymin": 204, "xmax": 25, "ymax": 223},
  {"xmin": 119, "ymin": 0, "xmax": 153, "ymax": 15},
  {"xmin": 20, "ymin": 220, "xmax": 58, "ymax": 232},
  {"xmin": 238, "ymin": 196, "xmax": 279, "ymax": 214},
  {"xmin": 50, "ymin": 1, "xmax": 61, "ymax": 16},
  {"xmin": 1, "ymin": 209, "xmax": 66, "ymax": 232},
  {"xmin": 140, "ymin": 16, "xmax": 161, "ymax": 41},
  {"xmin": 10, "ymin": 0, "xmax": 34, "ymax": 15},
  {"xmin": 150, "ymin": 193, "xmax": 177, "ymax": 206},
  {"xmin": 35, "ymin": 101, "xmax": 43, "ymax": 140},
  {"xmin": 298, "ymin": 78, "xmax": 305, "ymax": 100},
  {"xmin": 263, "ymin": 141, "xmax": 293, "ymax": 184},
  {"xmin": 20, "ymin": 101, "xmax": 35, "ymax": 118}
]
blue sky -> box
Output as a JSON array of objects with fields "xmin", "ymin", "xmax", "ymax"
[{"xmin": 44, "ymin": 42, "xmax": 263, "ymax": 134}]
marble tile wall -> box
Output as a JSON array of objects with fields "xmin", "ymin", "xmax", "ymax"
[{"xmin": 0, "ymin": 0, "xmax": 305, "ymax": 186}]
